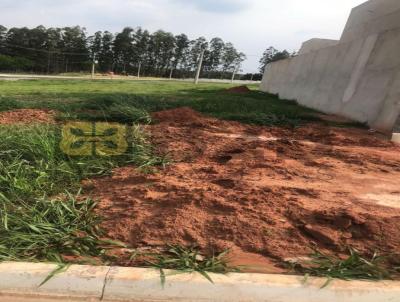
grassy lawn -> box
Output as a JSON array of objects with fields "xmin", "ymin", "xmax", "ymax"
[{"xmin": 0, "ymin": 79, "xmax": 320, "ymax": 126}]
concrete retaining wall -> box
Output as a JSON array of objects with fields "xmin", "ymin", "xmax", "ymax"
[
  {"xmin": 260, "ymin": 0, "xmax": 400, "ymax": 132},
  {"xmin": 298, "ymin": 39, "xmax": 339, "ymax": 55},
  {"xmin": 341, "ymin": 0, "xmax": 400, "ymax": 42}
]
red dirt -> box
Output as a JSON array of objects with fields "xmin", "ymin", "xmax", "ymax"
[
  {"xmin": 90, "ymin": 107, "xmax": 400, "ymax": 271},
  {"xmin": 224, "ymin": 85, "xmax": 251, "ymax": 94},
  {"xmin": 0, "ymin": 109, "xmax": 56, "ymax": 125}
]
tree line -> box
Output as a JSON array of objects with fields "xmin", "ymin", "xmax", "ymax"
[
  {"xmin": 258, "ymin": 46, "xmax": 296, "ymax": 74},
  {"xmin": 0, "ymin": 25, "xmax": 249, "ymax": 79}
]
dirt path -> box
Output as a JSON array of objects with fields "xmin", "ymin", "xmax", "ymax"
[{"xmin": 90, "ymin": 107, "xmax": 400, "ymax": 272}]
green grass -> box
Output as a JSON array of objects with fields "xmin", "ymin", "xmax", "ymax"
[
  {"xmin": 0, "ymin": 124, "xmax": 164, "ymax": 202},
  {"xmin": 0, "ymin": 122, "xmax": 164, "ymax": 263},
  {"xmin": 143, "ymin": 245, "xmax": 235, "ymax": 285},
  {"xmin": 289, "ymin": 249, "xmax": 395, "ymax": 285},
  {"xmin": 0, "ymin": 79, "xmax": 321, "ymax": 126},
  {"xmin": 0, "ymin": 192, "xmax": 106, "ymax": 262}
]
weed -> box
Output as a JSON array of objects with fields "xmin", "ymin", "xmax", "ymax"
[
  {"xmin": 39, "ymin": 263, "xmax": 71, "ymax": 287},
  {"xmin": 0, "ymin": 124, "xmax": 165, "ymax": 202},
  {"xmin": 289, "ymin": 248, "xmax": 393, "ymax": 286},
  {"xmin": 0, "ymin": 123, "xmax": 165, "ymax": 264},
  {"xmin": 144, "ymin": 245, "xmax": 236, "ymax": 286},
  {"xmin": 0, "ymin": 192, "xmax": 107, "ymax": 262}
]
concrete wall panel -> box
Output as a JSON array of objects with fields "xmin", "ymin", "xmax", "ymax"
[
  {"xmin": 260, "ymin": 0, "xmax": 400, "ymax": 132},
  {"xmin": 299, "ymin": 38, "xmax": 339, "ymax": 55},
  {"xmin": 341, "ymin": 0, "xmax": 400, "ymax": 41}
]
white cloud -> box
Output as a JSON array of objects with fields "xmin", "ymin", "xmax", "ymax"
[{"xmin": 0, "ymin": 0, "xmax": 366, "ymax": 72}]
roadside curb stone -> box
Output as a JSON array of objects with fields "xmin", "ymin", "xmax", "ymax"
[{"xmin": 1, "ymin": 262, "xmax": 400, "ymax": 302}]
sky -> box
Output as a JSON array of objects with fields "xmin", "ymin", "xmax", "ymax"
[{"xmin": 0, "ymin": 0, "xmax": 367, "ymax": 73}]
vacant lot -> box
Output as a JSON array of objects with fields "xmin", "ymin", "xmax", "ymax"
[{"xmin": 0, "ymin": 79, "xmax": 399, "ymax": 280}]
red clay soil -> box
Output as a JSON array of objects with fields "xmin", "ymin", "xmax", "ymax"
[
  {"xmin": 0, "ymin": 109, "xmax": 56, "ymax": 125},
  {"xmin": 90, "ymin": 107, "xmax": 400, "ymax": 272},
  {"xmin": 224, "ymin": 85, "xmax": 251, "ymax": 94}
]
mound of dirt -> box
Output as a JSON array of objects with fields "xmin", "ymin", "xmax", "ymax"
[
  {"xmin": 90, "ymin": 107, "xmax": 400, "ymax": 271},
  {"xmin": 224, "ymin": 85, "xmax": 251, "ymax": 94},
  {"xmin": 151, "ymin": 107, "xmax": 210, "ymax": 127},
  {"xmin": 0, "ymin": 109, "xmax": 56, "ymax": 125}
]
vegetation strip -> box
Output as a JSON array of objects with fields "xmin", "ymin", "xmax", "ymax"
[{"xmin": 0, "ymin": 121, "xmax": 164, "ymax": 263}]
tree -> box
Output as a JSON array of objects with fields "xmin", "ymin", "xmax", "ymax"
[
  {"xmin": 259, "ymin": 46, "xmax": 291, "ymax": 73},
  {"xmin": 0, "ymin": 26, "xmax": 7, "ymax": 55},
  {"xmin": 189, "ymin": 37, "xmax": 208, "ymax": 73},
  {"xmin": 172, "ymin": 34, "xmax": 190, "ymax": 76},
  {"xmin": 99, "ymin": 31, "xmax": 114, "ymax": 72},
  {"xmin": 134, "ymin": 28, "xmax": 150, "ymax": 76},
  {"xmin": 60, "ymin": 26, "xmax": 90, "ymax": 73},
  {"xmin": 113, "ymin": 27, "xmax": 134, "ymax": 73},
  {"xmin": 221, "ymin": 42, "xmax": 239, "ymax": 74},
  {"xmin": 0, "ymin": 25, "xmax": 6, "ymax": 43},
  {"xmin": 44, "ymin": 27, "xmax": 62, "ymax": 73},
  {"xmin": 88, "ymin": 31, "xmax": 102, "ymax": 58},
  {"xmin": 233, "ymin": 51, "xmax": 246, "ymax": 75},
  {"xmin": 153, "ymin": 30, "xmax": 175, "ymax": 76},
  {"xmin": 0, "ymin": 25, "xmax": 246, "ymax": 78},
  {"xmin": 203, "ymin": 37, "xmax": 224, "ymax": 75}
]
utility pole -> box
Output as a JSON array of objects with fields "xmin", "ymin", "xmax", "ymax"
[
  {"xmin": 91, "ymin": 55, "xmax": 96, "ymax": 79},
  {"xmin": 194, "ymin": 49, "xmax": 205, "ymax": 85},
  {"xmin": 231, "ymin": 64, "xmax": 239, "ymax": 84}
]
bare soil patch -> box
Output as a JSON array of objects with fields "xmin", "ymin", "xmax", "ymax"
[
  {"xmin": 90, "ymin": 107, "xmax": 400, "ymax": 272},
  {"xmin": 0, "ymin": 109, "xmax": 56, "ymax": 125}
]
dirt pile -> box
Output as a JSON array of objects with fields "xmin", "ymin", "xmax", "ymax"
[
  {"xmin": 91, "ymin": 107, "xmax": 400, "ymax": 270},
  {"xmin": 0, "ymin": 109, "xmax": 56, "ymax": 125},
  {"xmin": 224, "ymin": 85, "xmax": 251, "ymax": 94},
  {"xmin": 151, "ymin": 106, "xmax": 212, "ymax": 128}
]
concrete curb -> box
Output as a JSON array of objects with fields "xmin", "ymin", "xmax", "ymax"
[{"xmin": 0, "ymin": 262, "xmax": 399, "ymax": 302}]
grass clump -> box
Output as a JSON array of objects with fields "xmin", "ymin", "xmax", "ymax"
[
  {"xmin": 0, "ymin": 192, "xmax": 106, "ymax": 262},
  {"xmin": 290, "ymin": 249, "xmax": 394, "ymax": 285},
  {"xmin": 145, "ymin": 245, "xmax": 235, "ymax": 285},
  {"xmin": 0, "ymin": 98, "xmax": 23, "ymax": 112},
  {"xmin": 0, "ymin": 124, "xmax": 164, "ymax": 202},
  {"xmin": 0, "ymin": 123, "xmax": 164, "ymax": 263}
]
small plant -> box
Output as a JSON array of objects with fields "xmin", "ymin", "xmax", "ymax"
[
  {"xmin": 0, "ymin": 191, "xmax": 107, "ymax": 262},
  {"xmin": 144, "ymin": 245, "xmax": 236, "ymax": 286},
  {"xmin": 0, "ymin": 124, "xmax": 165, "ymax": 202},
  {"xmin": 289, "ymin": 248, "xmax": 393, "ymax": 286},
  {"xmin": 39, "ymin": 263, "xmax": 71, "ymax": 287}
]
